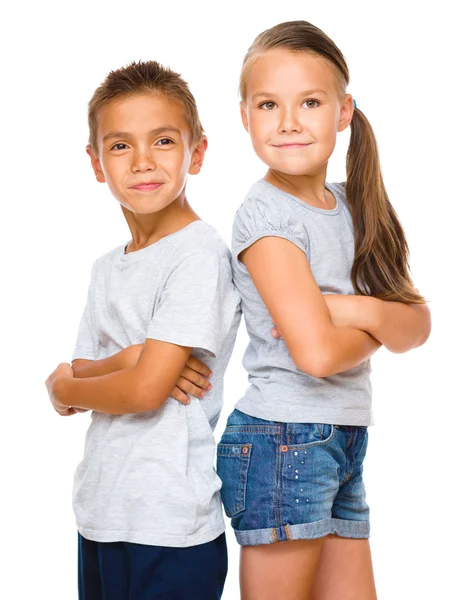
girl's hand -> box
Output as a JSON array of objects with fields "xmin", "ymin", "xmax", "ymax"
[
  {"xmin": 171, "ymin": 356, "xmax": 213, "ymax": 405},
  {"xmin": 45, "ymin": 362, "xmax": 78, "ymax": 416}
]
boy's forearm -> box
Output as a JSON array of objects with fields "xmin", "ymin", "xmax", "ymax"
[
  {"xmin": 355, "ymin": 297, "xmax": 431, "ymax": 353},
  {"xmin": 55, "ymin": 368, "xmax": 150, "ymax": 414},
  {"xmin": 72, "ymin": 354, "xmax": 124, "ymax": 379},
  {"xmin": 54, "ymin": 343, "xmax": 190, "ymax": 415}
]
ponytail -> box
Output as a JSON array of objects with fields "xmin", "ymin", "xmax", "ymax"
[{"xmin": 346, "ymin": 108, "xmax": 425, "ymax": 303}]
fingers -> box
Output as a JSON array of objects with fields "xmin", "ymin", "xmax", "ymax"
[
  {"xmin": 171, "ymin": 386, "xmax": 191, "ymax": 405},
  {"xmin": 186, "ymin": 356, "xmax": 212, "ymax": 378},
  {"xmin": 58, "ymin": 407, "xmax": 76, "ymax": 416},
  {"xmin": 180, "ymin": 366, "xmax": 212, "ymax": 392},
  {"xmin": 271, "ymin": 324, "xmax": 283, "ymax": 339}
]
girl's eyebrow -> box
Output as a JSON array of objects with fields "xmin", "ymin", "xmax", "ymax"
[
  {"xmin": 102, "ymin": 126, "xmax": 181, "ymax": 143},
  {"xmin": 252, "ymin": 88, "xmax": 329, "ymax": 100}
]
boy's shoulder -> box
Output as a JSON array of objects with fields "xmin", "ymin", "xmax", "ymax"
[
  {"xmin": 90, "ymin": 220, "xmax": 230, "ymax": 272},
  {"xmin": 169, "ymin": 220, "xmax": 231, "ymax": 262}
]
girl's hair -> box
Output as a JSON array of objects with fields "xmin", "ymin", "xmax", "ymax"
[
  {"xmin": 88, "ymin": 60, "xmax": 204, "ymax": 154},
  {"xmin": 240, "ymin": 21, "xmax": 424, "ymax": 304}
]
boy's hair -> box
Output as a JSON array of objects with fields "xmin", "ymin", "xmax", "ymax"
[
  {"xmin": 88, "ymin": 60, "xmax": 204, "ymax": 154},
  {"xmin": 240, "ymin": 21, "xmax": 424, "ymax": 305}
]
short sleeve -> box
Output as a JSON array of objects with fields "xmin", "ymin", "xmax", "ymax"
[
  {"xmin": 72, "ymin": 262, "xmax": 99, "ymax": 361},
  {"xmin": 232, "ymin": 195, "xmax": 309, "ymax": 262},
  {"xmin": 146, "ymin": 253, "xmax": 235, "ymax": 357}
]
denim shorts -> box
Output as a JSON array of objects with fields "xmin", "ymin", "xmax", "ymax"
[{"xmin": 216, "ymin": 409, "xmax": 370, "ymax": 546}]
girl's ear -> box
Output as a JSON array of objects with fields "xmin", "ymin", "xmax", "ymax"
[
  {"xmin": 240, "ymin": 102, "xmax": 249, "ymax": 132},
  {"xmin": 189, "ymin": 136, "xmax": 208, "ymax": 175},
  {"xmin": 86, "ymin": 145, "xmax": 106, "ymax": 183},
  {"xmin": 338, "ymin": 94, "xmax": 355, "ymax": 133}
]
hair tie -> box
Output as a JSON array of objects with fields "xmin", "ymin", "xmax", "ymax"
[{"xmin": 353, "ymin": 99, "xmax": 357, "ymax": 109}]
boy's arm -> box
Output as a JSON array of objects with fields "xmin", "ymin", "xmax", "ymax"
[
  {"xmin": 323, "ymin": 294, "xmax": 431, "ymax": 353},
  {"xmin": 48, "ymin": 251, "xmax": 233, "ymax": 415},
  {"xmin": 72, "ymin": 349, "xmax": 212, "ymax": 402},
  {"xmin": 241, "ymin": 237, "xmax": 381, "ymax": 379},
  {"xmin": 49, "ymin": 339, "xmax": 193, "ymax": 415},
  {"xmin": 72, "ymin": 346, "xmax": 141, "ymax": 378}
]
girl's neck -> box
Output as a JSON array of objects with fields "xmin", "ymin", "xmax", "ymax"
[{"xmin": 265, "ymin": 169, "xmax": 336, "ymax": 210}]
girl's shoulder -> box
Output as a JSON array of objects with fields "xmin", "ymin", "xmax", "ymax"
[
  {"xmin": 235, "ymin": 179, "xmax": 296, "ymax": 223},
  {"xmin": 232, "ymin": 180, "xmax": 309, "ymax": 251}
]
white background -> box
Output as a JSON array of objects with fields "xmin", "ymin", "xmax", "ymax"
[{"xmin": 2, "ymin": 0, "xmax": 468, "ymax": 598}]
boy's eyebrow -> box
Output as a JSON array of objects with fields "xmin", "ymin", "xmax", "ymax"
[
  {"xmin": 102, "ymin": 126, "xmax": 182, "ymax": 142},
  {"xmin": 252, "ymin": 88, "xmax": 329, "ymax": 99}
]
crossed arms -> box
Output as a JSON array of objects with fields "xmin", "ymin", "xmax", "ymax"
[{"xmin": 46, "ymin": 236, "xmax": 430, "ymax": 416}]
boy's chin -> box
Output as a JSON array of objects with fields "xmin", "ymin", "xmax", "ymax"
[{"xmin": 117, "ymin": 198, "xmax": 173, "ymax": 215}]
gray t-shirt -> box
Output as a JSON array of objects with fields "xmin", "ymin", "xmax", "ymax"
[
  {"xmin": 72, "ymin": 220, "xmax": 241, "ymax": 547},
  {"xmin": 232, "ymin": 179, "xmax": 373, "ymax": 426}
]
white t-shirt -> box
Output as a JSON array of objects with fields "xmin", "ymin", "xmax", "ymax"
[{"xmin": 72, "ymin": 220, "xmax": 241, "ymax": 547}]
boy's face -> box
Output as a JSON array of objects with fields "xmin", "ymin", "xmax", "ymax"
[{"xmin": 87, "ymin": 93, "xmax": 205, "ymax": 215}]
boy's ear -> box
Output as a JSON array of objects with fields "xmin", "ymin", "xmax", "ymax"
[
  {"xmin": 189, "ymin": 136, "xmax": 208, "ymax": 175},
  {"xmin": 338, "ymin": 93, "xmax": 354, "ymax": 133},
  {"xmin": 240, "ymin": 102, "xmax": 249, "ymax": 132},
  {"xmin": 86, "ymin": 145, "xmax": 106, "ymax": 183}
]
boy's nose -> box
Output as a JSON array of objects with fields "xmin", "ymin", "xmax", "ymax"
[{"xmin": 131, "ymin": 152, "xmax": 156, "ymax": 173}]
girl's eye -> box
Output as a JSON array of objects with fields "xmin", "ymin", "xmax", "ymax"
[
  {"xmin": 156, "ymin": 138, "xmax": 174, "ymax": 146},
  {"xmin": 259, "ymin": 101, "xmax": 277, "ymax": 110},
  {"xmin": 302, "ymin": 99, "xmax": 319, "ymax": 109},
  {"xmin": 111, "ymin": 143, "xmax": 129, "ymax": 151}
]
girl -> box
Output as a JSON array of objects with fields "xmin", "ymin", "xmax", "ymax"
[{"xmin": 216, "ymin": 21, "xmax": 431, "ymax": 600}]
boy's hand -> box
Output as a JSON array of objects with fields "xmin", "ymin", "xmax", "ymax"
[
  {"xmin": 45, "ymin": 363, "xmax": 82, "ymax": 416},
  {"xmin": 171, "ymin": 356, "xmax": 213, "ymax": 405}
]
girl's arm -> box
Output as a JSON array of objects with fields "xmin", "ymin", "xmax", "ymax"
[
  {"xmin": 323, "ymin": 294, "xmax": 431, "ymax": 354},
  {"xmin": 241, "ymin": 237, "xmax": 381, "ymax": 378},
  {"xmin": 47, "ymin": 339, "xmax": 194, "ymax": 415}
]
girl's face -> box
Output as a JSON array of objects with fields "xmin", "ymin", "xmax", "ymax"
[{"xmin": 241, "ymin": 49, "xmax": 354, "ymax": 177}]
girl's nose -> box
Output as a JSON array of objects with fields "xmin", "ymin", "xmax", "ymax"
[{"xmin": 278, "ymin": 108, "xmax": 303, "ymax": 133}]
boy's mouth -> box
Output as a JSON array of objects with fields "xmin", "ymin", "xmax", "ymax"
[{"xmin": 130, "ymin": 182, "xmax": 164, "ymax": 192}]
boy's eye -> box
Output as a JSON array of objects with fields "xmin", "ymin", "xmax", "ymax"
[
  {"xmin": 111, "ymin": 143, "xmax": 129, "ymax": 151},
  {"xmin": 259, "ymin": 101, "xmax": 277, "ymax": 110},
  {"xmin": 302, "ymin": 99, "xmax": 319, "ymax": 109},
  {"xmin": 156, "ymin": 138, "xmax": 174, "ymax": 146}
]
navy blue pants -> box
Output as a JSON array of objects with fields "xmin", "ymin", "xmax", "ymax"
[{"xmin": 78, "ymin": 533, "xmax": 228, "ymax": 600}]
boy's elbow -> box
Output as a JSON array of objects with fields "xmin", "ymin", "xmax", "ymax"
[{"xmin": 132, "ymin": 377, "xmax": 166, "ymax": 413}]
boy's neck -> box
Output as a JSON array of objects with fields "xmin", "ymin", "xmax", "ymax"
[{"xmin": 122, "ymin": 194, "xmax": 200, "ymax": 253}]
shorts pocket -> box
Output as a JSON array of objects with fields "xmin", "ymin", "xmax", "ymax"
[
  {"xmin": 287, "ymin": 423, "xmax": 336, "ymax": 449},
  {"xmin": 216, "ymin": 443, "xmax": 252, "ymax": 518}
]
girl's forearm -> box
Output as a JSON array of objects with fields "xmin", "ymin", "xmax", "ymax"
[
  {"xmin": 297, "ymin": 326, "xmax": 381, "ymax": 378},
  {"xmin": 354, "ymin": 297, "xmax": 431, "ymax": 353}
]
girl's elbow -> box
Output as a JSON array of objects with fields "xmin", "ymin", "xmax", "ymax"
[{"xmin": 295, "ymin": 352, "xmax": 336, "ymax": 379}]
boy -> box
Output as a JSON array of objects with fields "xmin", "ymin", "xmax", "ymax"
[{"xmin": 45, "ymin": 60, "xmax": 241, "ymax": 600}]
